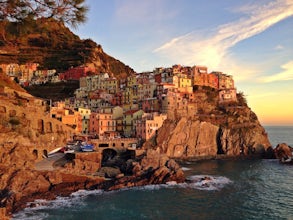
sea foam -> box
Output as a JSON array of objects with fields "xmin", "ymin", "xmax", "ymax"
[
  {"xmin": 185, "ymin": 175, "xmax": 233, "ymax": 191},
  {"xmin": 13, "ymin": 175, "xmax": 232, "ymax": 219}
]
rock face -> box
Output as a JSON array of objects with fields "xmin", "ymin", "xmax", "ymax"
[
  {"xmin": 274, "ymin": 143, "xmax": 293, "ymax": 163},
  {"xmin": 102, "ymin": 149, "xmax": 185, "ymax": 191},
  {"xmin": 0, "ymin": 88, "xmax": 75, "ymax": 172},
  {"xmin": 151, "ymin": 111, "xmax": 271, "ymax": 159}
]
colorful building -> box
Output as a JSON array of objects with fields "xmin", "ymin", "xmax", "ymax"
[
  {"xmin": 136, "ymin": 112, "xmax": 167, "ymax": 141},
  {"xmin": 59, "ymin": 66, "xmax": 95, "ymax": 81},
  {"xmin": 78, "ymin": 107, "xmax": 91, "ymax": 134},
  {"xmin": 123, "ymin": 109, "xmax": 144, "ymax": 137}
]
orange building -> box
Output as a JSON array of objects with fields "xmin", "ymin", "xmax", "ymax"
[{"xmin": 136, "ymin": 113, "xmax": 167, "ymax": 141}]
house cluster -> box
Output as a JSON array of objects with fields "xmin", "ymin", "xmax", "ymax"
[
  {"xmin": 0, "ymin": 63, "xmax": 95, "ymax": 86},
  {"xmin": 49, "ymin": 64, "xmax": 237, "ymax": 142},
  {"xmin": 0, "ymin": 63, "xmax": 58, "ymax": 86}
]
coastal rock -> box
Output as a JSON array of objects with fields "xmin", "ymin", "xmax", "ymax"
[
  {"xmin": 0, "ymin": 208, "xmax": 9, "ymax": 220},
  {"xmin": 274, "ymin": 143, "xmax": 293, "ymax": 163},
  {"xmin": 99, "ymin": 167, "xmax": 121, "ymax": 178},
  {"xmin": 152, "ymin": 115, "xmax": 271, "ymax": 159},
  {"xmin": 104, "ymin": 150, "xmax": 185, "ymax": 191}
]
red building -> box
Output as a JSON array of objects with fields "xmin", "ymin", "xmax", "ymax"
[{"xmin": 59, "ymin": 66, "xmax": 95, "ymax": 80}]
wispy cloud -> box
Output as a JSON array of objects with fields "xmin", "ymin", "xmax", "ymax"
[
  {"xmin": 260, "ymin": 60, "xmax": 293, "ymax": 82},
  {"xmin": 154, "ymin": 0, "xmax": 293, "ymax": 80},
  {"xmin": 275, "ymin": 44, "xmax": 284, "ymax": 50}
]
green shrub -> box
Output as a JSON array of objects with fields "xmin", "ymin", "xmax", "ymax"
[{"xmin": 9, "ymin": 118, "xmax": 20, "ymax": 126}]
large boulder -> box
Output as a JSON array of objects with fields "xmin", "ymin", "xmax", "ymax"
[{"xmin": 274, "ymin": 143, "xmax": 293, "ymax": 163}]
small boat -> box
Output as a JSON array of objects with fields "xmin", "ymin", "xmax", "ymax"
[
  {"xmin": 64, "ymin": 149, "xmax": 75, "ymax": 154},
  {"xmin": 48, "ymin": 147, "xmax": 63, "ymax": 157},
  {"xmin": 81, "ymin": 143, "xmax": 94, "ymax": 152}
]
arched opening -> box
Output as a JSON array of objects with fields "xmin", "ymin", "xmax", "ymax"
[
  {"xmin": 37, "ymin": 119, "xmax": 44, "ymax": 134},
  {"xmin": 102, "ymin": 148, "xmax": 117, "ymax": 164},
  {"xmin": 0, "ymin": 106, "xmax": 6, "ymax": 114},
  {"xmin": 45, "ymin": 122, "xmax": 52, "ymax": 133},
  {"xmin": 43, "ymin": 149, "xmax": 48, "ymax": 158},
  {"xmin": 33, "ymin": 149, "xmax": 38, "ymax": 159}
]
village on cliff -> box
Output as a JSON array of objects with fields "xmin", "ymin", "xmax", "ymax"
[{"xmin": 1, "ymin": 63, "xmax": 236, "ymax": 144}]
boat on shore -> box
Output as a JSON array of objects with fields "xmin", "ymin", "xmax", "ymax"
[
  {"xmin": 80, "ymin": 143, "xmax": 94, "ymax": 152},
  {"xmin": 47, "ymin": 147, "xmax": 63, "ymax": 157}
]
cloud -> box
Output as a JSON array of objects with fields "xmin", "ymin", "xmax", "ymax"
[
  {"xmin": 153, "ymin": 0, "xmax": 293, "ymax": 80},
  {"xmin": 259, "ymin": 60, "xmax": 293, "ymax": 82},
  {"xmin": 275, "ymin": 44, "xmax": 284, "ymax": 50}
]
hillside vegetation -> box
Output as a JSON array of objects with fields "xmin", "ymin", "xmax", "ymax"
[{"xmin": 0, "ymin": 19, "xmax": 134, "ymax": 78}]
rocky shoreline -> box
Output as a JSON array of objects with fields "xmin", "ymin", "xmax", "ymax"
[
  {"xmin": 1, "ymin": 142, "xmax": 291, "ymax": 219},
  {"xmin": 0, "ymin": 149, "xmax": 184, "ymax": 219}
]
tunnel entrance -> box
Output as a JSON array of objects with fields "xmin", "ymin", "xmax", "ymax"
[
  {"xmin": 102, "ymin": 148, "xmax": 117, "ymax": 165},
  {"xmin": 33, "ymin": 149, "xmax": 38, "ymax": 159},
  {"xmin": 43, "ymin": 150, "xmax": 48, "ymax": 158}
]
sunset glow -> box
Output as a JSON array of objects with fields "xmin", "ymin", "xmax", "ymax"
[{"xmin": 74, "ymin": 0, "xmax": 293, "ymax": 125}]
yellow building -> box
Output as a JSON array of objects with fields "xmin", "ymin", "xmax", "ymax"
[
  {"xmin": 122, "ymin": 87, "xmax": 134, "ymax": 105},
  {"xmin": 173, "ymin": 74, "xmax": 193, "ymax": 93},
  {"xmin": 123, "ymin": 109, "xmax": 144, "ymax": 137},
  {"xmin": 127, "ymin": 74, "xmax": 137, "ymax": 87},
  {"xmin": 105, "ymin": 78, "xmax": 119, "ymax": 94},
  {"xmin": 78, "ymin": 107, "xmax": 91, "ymax": 134}
]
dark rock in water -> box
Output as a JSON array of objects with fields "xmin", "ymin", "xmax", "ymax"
[
  {"xmin": 263, "ymin": 146, "xmax": 276, "ymax": 159},
  {"xmin": 274, "ymin": 143, "xmax": 293, "ymax": 164}
]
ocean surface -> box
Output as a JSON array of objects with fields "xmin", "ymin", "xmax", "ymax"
[{"xmin": 13, "ymin": 126, "xmax": 293, "ymax": 220}]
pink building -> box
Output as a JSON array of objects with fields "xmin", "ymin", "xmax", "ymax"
[{"xmin": 89, "ymin": 111, "xmax": 116, "ymax": 139}]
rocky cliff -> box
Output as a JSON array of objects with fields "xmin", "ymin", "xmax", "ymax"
[{"xmin": 145, "ymin": 91, "xmax": 271, "ymax": 159}]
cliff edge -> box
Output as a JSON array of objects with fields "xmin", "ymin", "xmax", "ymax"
[{"xmin": 144, "ymin": 89, "xmax": 271, "ymax": 159}]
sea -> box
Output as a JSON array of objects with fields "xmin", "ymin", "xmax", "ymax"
[{"xmin": 13, "ymin": 126, "xmax": 293, "ymax": 220}]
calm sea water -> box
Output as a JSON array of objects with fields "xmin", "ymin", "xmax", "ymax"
[{"xmin": 13, "ymin": 126, "xmax": 293, "ymax": 220}]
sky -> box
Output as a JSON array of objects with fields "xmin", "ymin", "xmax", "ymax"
[{"xmin": 74, "ymin": 0, "xmax": 293, "ymax": 126}]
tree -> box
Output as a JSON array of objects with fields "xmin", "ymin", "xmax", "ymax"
[{"xmin": 0, "ymin": 0, "xmax": 88, "ymax": 28}]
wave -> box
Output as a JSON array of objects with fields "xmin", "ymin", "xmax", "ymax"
[
  {"xmin": 13, "ymin": 175, "xmax": 232, "ymax": 219},
  {"xmin": 184, "ymin": 175, "xmax": 233, "ymax": 191},
  {"xmin": 181, "ymin": 167, "xmax": 191, "ymax": 171},
  {"xmin": 12, "ymin": 189, "xmax": 104, "ymax": 220}
]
